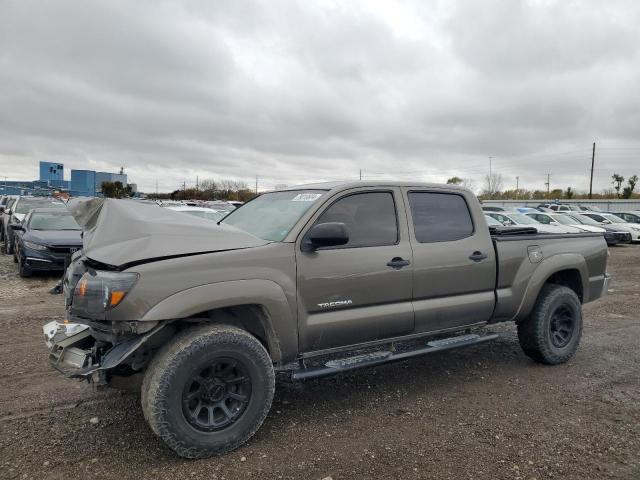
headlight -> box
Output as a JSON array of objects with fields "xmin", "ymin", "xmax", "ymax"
[
  {"xmin": 23, "ymin": 240, "xmax": 47, "ymax": 251},
  {"xmin": 73, "ymin": 270, "xmax": 138, "ymax": 314},
  {"xmin": 631, "ymin": 226, "xmax": 640, "ymax": 232}
]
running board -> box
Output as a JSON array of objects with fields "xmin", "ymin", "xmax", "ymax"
[{"xmin": 291, "ymin": 333, "xmax": 499, "ymax": 381}]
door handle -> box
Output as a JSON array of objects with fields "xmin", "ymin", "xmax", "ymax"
[
  {"xmin": 469, "ymin": 251, "xmax": 488, "ymax": 262},
  {"xmin": 387, "ymin": 257, "xmax": 411, "ymax": 269}
]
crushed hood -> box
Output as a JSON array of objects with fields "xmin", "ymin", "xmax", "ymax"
[{"xmin": 67, "ymin": 198, "xmax": 269, "ymax": 268}]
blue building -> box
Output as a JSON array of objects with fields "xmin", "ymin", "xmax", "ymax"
[
  {"xmin": 39, "ymin": 161, "xmax": 64, "ymax": 183},
  {"xmin": 70, "ymin": 170, "xmax": 97, "ymax": 197},
  {"xmin": 1, "ymin": 162, "xmax": 133, "ymax": 197},
  {"xmin": 95, "ymin": 171, "xmax": 128, "ymax": 192}
]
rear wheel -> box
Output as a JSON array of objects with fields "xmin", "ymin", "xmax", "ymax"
[
  {"xmin": 141, "ymin": 324, "xmax": 275, "ymax": 459},
  {"xmin": 517, "ymin": 284, "xmax": 582, "ymax": 365}
]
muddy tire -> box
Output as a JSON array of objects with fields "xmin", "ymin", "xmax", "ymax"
[
  {"xmin": 141, "ymin": 324, "xmax": 275, "ymax": 459},
  {"xmin": 517, "ymin": 284, "xmax": 582, "ymax": 365}
]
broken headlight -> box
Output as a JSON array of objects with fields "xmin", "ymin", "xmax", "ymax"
[{"xmin": 73, "ymin": 271, "xmax": 138, "ymax": 314}]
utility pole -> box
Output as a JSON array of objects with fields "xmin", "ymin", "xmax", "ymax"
[
  {"xmin": 589, "ymin": 141, "xmax": 596, "ymax": 199},
  {"xmin": 359, "ymin": 169, "xmax": 362, "ymax": 180},
  {"xmin": 155, "ymin": 179, "xmax": 158, "ymax": 196},
  {"xmin": 545, "ymin": 173, "xmax": 551, "ymax": 196},
  {"xmin": 515, "ymin": 176, "xmax": 520, "ymax": 199},
  {"xmin": 183, "ymin": 181, "xmax": 186, "ymax": 200},
  {"xmin": 488, "ymin": 156, "xmax": 494, "ymax": 198},
  {"xmin": 255, "ymin": 175, "xmax": 258, "ymax": 194}
]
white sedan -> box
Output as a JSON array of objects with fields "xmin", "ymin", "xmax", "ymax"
[
  {"xmin": 578, "ymin": 212, "xmax": 640, "ymax": 242},
  {"xmin": 525, "ymin": 212, "xmax": 606, "ymax": 233},
  {"xmin": 485, "ymin": 211, "xmax": 582, "ymax": 234}
]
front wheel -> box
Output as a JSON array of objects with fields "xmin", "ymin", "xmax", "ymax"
[
  {"xmin": 141, "ymin": 324, "xmax": 275, "ymax": 459},
  {"xmin": 517, "ymin": 284, "xmax": 583, "ymax": 365}
]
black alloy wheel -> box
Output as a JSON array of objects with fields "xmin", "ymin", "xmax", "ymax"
[
  {"xmin": 549, "ymin": 305, "xmax": 575, "ymax": 348},
  {"xmin": 182, "ymin": 357, "xmax": 252, "ymax": 432}
]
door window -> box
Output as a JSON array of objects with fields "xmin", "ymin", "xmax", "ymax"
[
  {"xmin": 408, "ymin": 192, "xmax": 474, "ymax": 243},
  {"xmin": 313, "ymin": 192, "xmax": 398, "ymax": 248}
]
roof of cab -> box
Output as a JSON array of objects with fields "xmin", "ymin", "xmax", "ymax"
[{"xmin": 281, "ymin": 180, "xmax": 468, "ymax": 192}]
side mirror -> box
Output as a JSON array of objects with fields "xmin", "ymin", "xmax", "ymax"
[
  {"xmin": 602, "ymin": 220, "xmax": 611, "ymax": 224},
  {"xmin": 302, "ymin": 222, "xmax": 349, "ymax": 252},
  {"xmin": 10, "ymin": 224, "xmax": 24, "ymax": 231}
]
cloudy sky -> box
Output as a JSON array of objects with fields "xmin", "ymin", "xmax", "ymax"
[{"xmin": 1, "ymin": 0, "xmax": 640, "ymax": 194}]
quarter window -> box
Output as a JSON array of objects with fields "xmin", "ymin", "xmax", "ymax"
[
  {"xmin": 313, "ymin": 192, "xmax": 398, "ymax": 248},
  {"xmin": 408, "ymin": 192, "xmax": 474, "ymax": 243}
]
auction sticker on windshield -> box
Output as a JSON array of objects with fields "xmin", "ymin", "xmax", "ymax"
[{"xmin": 291, "ymin": 193, "xmax": 323, "ymax": 202}]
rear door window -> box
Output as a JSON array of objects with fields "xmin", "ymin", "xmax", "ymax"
[{"xmin": 408, "ymin": 192, "xmax": 474, "ymax": 243}]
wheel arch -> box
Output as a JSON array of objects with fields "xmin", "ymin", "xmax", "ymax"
[
  {"xmin": 140, "ymin": 279, "xmax": 297, "ymax": 364},
  {"xmin": 514, "ymin": 254, "xmax": 588, "ymax": 323}
]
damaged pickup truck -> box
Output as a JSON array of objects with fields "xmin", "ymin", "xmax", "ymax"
[{"xmin": 45, "ymin": 182, "xmax": 610, "ymax": 458}]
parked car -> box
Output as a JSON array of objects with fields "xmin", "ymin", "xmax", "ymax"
[
  {"xmin": 578, "ymin": 212, "xmax": 640, "ymax": 242},
  {"xmin": 548, "ymin": 204, "xmax": 582, "ymax": 212},
  {"xmin": 165, "ymin": 205, "xmax": 228, "ymax": 222},
  {"xmin": 484, "ymin": 214, "xmax": 503, "ymax": 226},
  {"xmin": 485, "ymin": 211, "xmax": 581, "ymax": 234},
  {"xmin": 563, "ymin": 213, "xmax": 631, "ymax": 246},
  {"xmin": 11, "ymin": 208, "xmax": 82, "ymax": 277},
  {"xmin": 46, "ymin": 182, "xmax": 609, "ymax": 458},
  {"xmin": 3, "ymin": 197, "xmax": 65, "ymax": 255},
  {"xmin": 0, "ymin": 195, "xmax": 18, "ymax": 243},
  {"xmin": 606, "ymin": 211, "xmax": 640, "ymax": 224},
  {"xmin": 525, "ymin": 212, "xmax": 606, "ymax": 233}
]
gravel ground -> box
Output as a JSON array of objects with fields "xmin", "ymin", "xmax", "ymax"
[{"xmin": 0, "ymin": 244, "xmax": 639, "ymax": 480}]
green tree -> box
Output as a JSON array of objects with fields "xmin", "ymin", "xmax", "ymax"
[
  {"xmin": 446, "ymin": 176, "xmax": 463, "ymax": 185},
  {"xmin": 101, "ymin": 181, "xmax": 133, "ymax": 198},
  {"xmin": 622, "ymin": 174, "xmax": 638, "ymax": 199},
  {"xmin": 612, "ymin": 174, "xmax": 625, "ymax": 198}
]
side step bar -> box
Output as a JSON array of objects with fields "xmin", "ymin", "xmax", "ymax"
[{"xmin": 291, "ymin": 333, "xmax": 499, "ymax": 381}]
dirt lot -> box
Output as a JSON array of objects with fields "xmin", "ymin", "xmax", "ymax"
[{"xmin": 0, "ymin": 244, "xmax": 638, "ymax": 480}]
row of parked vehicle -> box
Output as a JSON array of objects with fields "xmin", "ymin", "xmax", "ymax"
[
  {"xmin": 0, "ymin": 194, "xmax": 240, "ymax": 277},
  {"xmin": 481, "ymin": 204, "xmax": 640, "ymax": 245}
]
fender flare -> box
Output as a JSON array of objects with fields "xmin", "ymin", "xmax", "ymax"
[
  {"xmin": 513, "ymin": 253, "xmax": 589, "ymax": 322},
  {"xmin": 141, "ymin": 279, "xmax": 297, "ymax": 363}
]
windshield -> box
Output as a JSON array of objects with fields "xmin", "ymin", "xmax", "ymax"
[
  {"xmin": 507, "ymin": 213, "xmax": 538, "ymax": 225},
  {"xmin": 184, "ymin": 210, "xmax": 226, "ymax": 222},
  {"xmin": 222, "ymin": 190, "xmax": 326, "ymax": 241},
  {"xmin": 551, "ymin": 215, "xmax": 576, "ymax": 226},
  {"xmin": 16, "ymin": 198, "xmax": 64, "ymax": 214},
  {"xmin": 569, "ymin": 214, "xmax": 599, "ymax": 225},
  {"xmin": 602, "ymin": 213, "xmax": 626, "ymax": 224},
  {"xmin": 29, "ymin": 212, "xmax": 80, "ymax": 230},
  {"xmin": 485, "ymin": 215, "xmax": 502, "ymax": 226}
]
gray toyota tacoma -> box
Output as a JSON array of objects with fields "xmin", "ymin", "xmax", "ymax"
[{"xmin": 45, "ymin": 182, "xmax": 610, "ymax": 458}]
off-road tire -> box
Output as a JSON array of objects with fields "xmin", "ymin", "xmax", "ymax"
[
  {"xmin": 517, "ymin": 284, "xmax": 582, "ymax": 365},
  {"xmin": 141, "ymin": 324, "xmax": 275, "ymax": 459}
]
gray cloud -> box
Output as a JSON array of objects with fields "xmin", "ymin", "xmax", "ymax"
[{"xmin": 1, "ymin": 0, "xmax": 640, "ymax": 193}]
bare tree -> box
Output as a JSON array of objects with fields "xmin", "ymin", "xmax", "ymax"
[{"xmin": 482, "ymin": 172, "xmax": 503, "ymax": 198}]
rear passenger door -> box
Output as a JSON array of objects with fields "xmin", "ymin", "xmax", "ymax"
[
  {"xmin": 403, "ymin": 189, "xmax": 496, "ymax": 333},
  {"xmin": 296, "ymin": 188, "xmax": 414, "ymax": 352}
]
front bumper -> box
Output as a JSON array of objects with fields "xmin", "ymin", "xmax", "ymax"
[
  {"xmin": 23, "ymin": 247, "xmax": 77, "ymax": 271},
  {"xmin": 604, "ymin": 231, "xmax": 631, "ymax": 245},
  {"xmin": 43, "ymin": 319, "xmax": 168, "ymax": 382}
]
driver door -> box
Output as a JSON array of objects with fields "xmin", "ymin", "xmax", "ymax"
[{"xmin": 295, "ymin": 188, "xmax": 414, "ymax": 352}]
